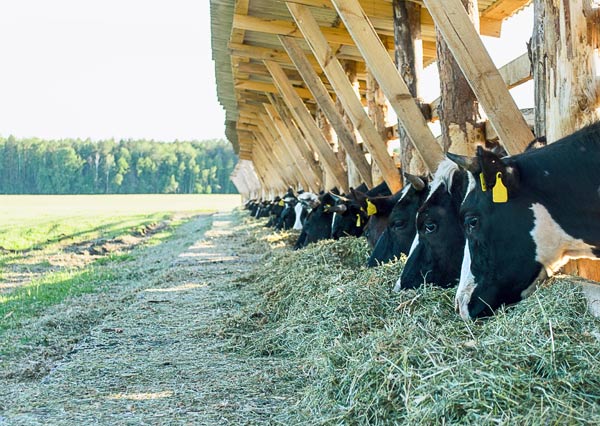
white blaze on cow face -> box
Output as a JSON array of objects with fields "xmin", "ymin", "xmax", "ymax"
[
  {"xmin": 464, "ymin": 172, "xmax": 476, "ymax": 204},
  {"xmin": 425, "ymin": 159, "xmax": 459, "ymax": 203},
  {"xmin": 293, "ymin": 203, "xmax": 304, "ymax": 230},
  {"xmin": 530, "ymin": 203, "xmax": 596, "ymax": 275},
  {"xmin": 393, "ymin": 234, "xmax": 420, "ymax": 292},
  {"xmin": 455, "ymin": 242, "xmax": 477, "ymax": 321}
]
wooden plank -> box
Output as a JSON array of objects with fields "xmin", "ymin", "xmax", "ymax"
[
  {"xmin": 284, "ymin": 0, "xmax": 503, "ymax": 38},
  {"xmin": 253, "ymin": 128, "xmax": 297, "ymax": 188},
  {"xmin": 262, "ymin": 104, "xmax": 323, "ymax": 191},
  {"xmin": 329, "ymin": 0, "xmax": 445, "ymax": 172},
  {"xmin": 429, "ymin": 51, "xmax": 532, "ymax": 122},
  {"xmin": 287, "ymin": 2, "xmax": 402, "ymax": 193},
  {"xmin": 266, "ymin": 95, "xmax": 326, "ymax": 189},
  {"xmin": 233, "ymin": 13, "xmax": 357, "ymax": 47},
  {"xmin": 279, "ymin": 35, "xmax": 373, "ymax": 187},
  {"xmin": 421, "ymin": 0, "xmax": 534, "ymax": 154},
  {"xmin": 256, "ymin": 118, "xmax": 311, "ymax": 190},
  {"xmin": 264, "ymin": 60, "xmax": 348, "ymax": 192},
  {"xmin": 234, "ymin": 80, "xmax": 313, "ymax": 99}
]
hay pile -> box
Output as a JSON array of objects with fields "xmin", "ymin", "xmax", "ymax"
[{"xmin": 226, "ymin": 229, "xmax": 600, "ymax": 425}]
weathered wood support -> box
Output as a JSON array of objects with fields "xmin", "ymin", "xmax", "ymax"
[
  {"xmin": 421, "ymin": 0, "xmax": 534, "ymax": 154},
  {"xmin": 279, "ymin": 36, "xmax": 373, "ymax": 187},
  {"xmin": 252, "ymin": 133, "xmax": 292, "ymax": 191},
  {"xmin": 435, "ymin": 0, "xmax": 485, "ymax": 155},
  {"xmin": 263, "ymin": 102, "xmax": 323, "ymax": 191},
  {"xmin": 264, "ymin": 60, "xmax": 348, "ymax": 192},
  {"xmin": 257, "ymin": 114, "xmax": 313, "ymax": 191},
  {"xmin": 393, "ymin": 0, "xmax": 428, "ymax": 175},
  {"xmin": 532, "ymin": 0, "xmax": 600, "ymax": 281},
  {"xmin": 365, "ymin": 69, "xmax": 390, "ymax": 185},
  {"xmin": 287, "ymin": 2, "xmax": 402, "ymax": 192},
  {"xmin": 266, "ymin": 95, "xmax": 326, "ymax": 189},
  {"xmin": 330, "ymin": 0, "xmax": 445, "ymax": 173}
]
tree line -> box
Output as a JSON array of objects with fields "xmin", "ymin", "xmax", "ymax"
[{"xmin": 0, "ymin": 137, "xmax": 238, "ymax": 194}]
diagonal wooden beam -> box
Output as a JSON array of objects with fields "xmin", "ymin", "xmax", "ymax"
[
  {"xmin": 253, "ymin": 128, "xmax": 297, "ymax": 188},
  {"xmin": 233, "ymin": 14, "xmax": 357, "ymax": 47},
  {"xmin": 256, "ymin": 118, "xmax": 312, "ymax": 191},
  {"xmin": 234, "ymin": 80, "xmax": 313, "ymax": 100},
  {"xmin": 421, "ymin": 0, "xmax": 534, "ymax": 154},
  {"xmin": 287, "ymin": 2, "xmax": 401, "ymax": 193},
  {"xmin": 262, "ymin": 105, "xmax": 323, "ymax": 191},
  {"xmin": 329, "ymin": 0, "xmax": 445, "ymax": 172},
  {"xmin": 279, "ymin": 36, "xmax": 373, "ymax": 187},
  {"xmin": 264, "ymin": 60, "xmax": 348, "ymax": 192},
  {"xmin": 265, "ymin": 96, "xmax": 327, "ymax": 190}
]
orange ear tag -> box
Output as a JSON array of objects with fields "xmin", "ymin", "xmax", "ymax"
[
  {"xmin": 366, "ymin": 200, "xmax": 377, "ymax": 216},
  {"xmin": 356, "ymin": 214, "xmax": 361, "ymax": 227},
  {"xmin": 479, "ymin": 173, "xmax": 487, "ymax": 192},
  {"xmin": 492, "ymin": 172, "xmax": 508, "ymax": 203}
]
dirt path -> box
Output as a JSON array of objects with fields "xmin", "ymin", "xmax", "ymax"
[{"xmin": 1, "ymin": 212, "xmax": 296, "ymax": 425}]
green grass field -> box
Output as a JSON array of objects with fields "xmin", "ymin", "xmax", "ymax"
[
  {"xmin": 0, "ymin": 194, "xmax": 241, "ymax": 251},
  {"xmin": 0, "ymin": 194, "xmax": 241, "ymax": 332}
]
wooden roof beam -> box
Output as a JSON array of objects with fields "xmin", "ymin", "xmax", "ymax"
[
  {"xmin": 422, "ymin": 0, "xmax": 534, "ymax": 154},
  {"xmin": 265, "ymin": 60, "xmax": 349, "ymax": 192},
  {"xmin": 329, "ymin": 0, "xmax": 445, "ymax": 172},
  {"xmin": 234, "ymin": 80, "xmax": 314, "ymax": 100},
  {"xmin": 279, "ymin": 35, "xmax": 373, "ymax": 187},
  {"xmin": 287, "ymin": 2, "xmax": 401, "ymax": 192},
  {"xmin": 429, "ymin": 51, "xmax": 533, "ymax": 121},
  {"xmin": 262, "ymin": 105, "xmax": 322, "ymax": 191}
]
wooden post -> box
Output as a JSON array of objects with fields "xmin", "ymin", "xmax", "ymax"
[
  {"xmin": 365, "ymin": 69, "xmax": 389, "ymax": 186},
  {"xmin": 279, "ymin": 36, "xmax": 373, "ymax": 187},
  {"xmin": 533, "ymin": 0, "xmax": 600, "ymax": 281},
  {"xmin": 329, "ymin": 0, "xmax": 445, "ymax": 172},
  {"xmin": 252, "ymin": 133, "xmax": 291, "ymax": 191},
  {"xmin": 266, "ymin": 95, "xmax": 326, "ymax": 189},
  {"xmin": 421, "ymin": 0, "xmax": 534, "ymax": 154},
  {"xmin": 341, "ymin": 60, "xmax": 364, "ymax": 189},
  {"xmin": 287, "ymin": 2, "xmax": 402, "ymax": 193},
  {"xmin": 263, "ymin": 103, "xmax": 323, "ymax": 191},
  {"xmin": 392, "ymin": 0, "xmax": 428, "ymax": 176},
  {"xmin": 264, "ymin": 60, "xmax": 349, "ymax": 192},
  {"xmin": 435, "ymin": 0, "xmax": 485, "ymax": 155},
  {"xmin": 257, "ymin": 114, "xmax": 315, "ymax": 191}
]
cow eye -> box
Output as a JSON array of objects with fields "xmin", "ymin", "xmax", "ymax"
[
  {"xmin": 464, "ymin": 216, "xmax": 479, "ymax": 234},
  {"xmin": 392, "ymin": 220, "xmax": 406, "ymax": 229},
  {"xmin": 424, "ymin": 221, "xmax": 437, "ymax": 234}
]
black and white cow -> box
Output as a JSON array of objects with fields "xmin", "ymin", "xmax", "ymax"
[
  {"xmin": 294, "ymin": 191, "xmax": 333, "ymax": 249},
  {"xmin": 329, "ymin": 185, "xmax": 370, "ymax": 240},
  {"xmin": 368, "ymin": 174, "xmax": 428, "ymax": 267},
  {"xmin": 449, "ymin": 123, "xmax": 600, "ymax": 319},
  {"xmin": 395, "ymin": 160, "xmax": 468, "ymax": 290}
]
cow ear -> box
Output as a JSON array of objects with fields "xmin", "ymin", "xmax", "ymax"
[
  {"xmin": 403, "ymin": 173, "xmax": 427, "ymax": 192},
  {"xmin": 476, "ymin": 146, "xmax": 519, "ymax": 202},
  {"xmin": 367, "ymin": 195, "xmax": 394, "ymax": 215},
  {"xmin": 446, "ymin": 152, "xmax": 480, "ymax": 174}
]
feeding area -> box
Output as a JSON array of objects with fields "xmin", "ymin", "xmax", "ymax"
[{"xmin": 230, "ymin": 213, "xmax": 600, "ymax": 424}]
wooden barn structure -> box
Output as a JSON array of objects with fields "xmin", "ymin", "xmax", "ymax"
[{"xmin": 210, "ymin": 0, "xmax": 600, "ymax": 279}]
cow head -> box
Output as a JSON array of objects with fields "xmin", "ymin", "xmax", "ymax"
[
  {"xmin": 329, "ymin": 192, "xmax": 369, "ymax": 239},
  {"xmin": 368, "ymin": 175, "xmax": 428, "ymax": 267},
  {"xmin": 449, "ymin": 147, "xmax": 543, "ymax": 320},
  {"xmin": 396, "ymin": 160, "xmax": 468, "ymax": 291}
]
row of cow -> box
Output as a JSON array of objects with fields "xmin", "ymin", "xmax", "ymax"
[{"xmin": 245, "ymin": 123, "xmax": 600, "ymax": 320}]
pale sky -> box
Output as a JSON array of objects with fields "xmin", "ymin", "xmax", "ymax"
[
  {"xmin": 0, "ymin": 0, "xmax": 226, "ymax": 142},
  {"xmin": 0, "ymin": 1, "xmax": 533, "ymax": 142}
]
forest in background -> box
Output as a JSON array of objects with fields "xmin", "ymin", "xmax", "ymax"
[{"xmin": 0, "ymin": 137, "xmax": 238, "ymax": 194}]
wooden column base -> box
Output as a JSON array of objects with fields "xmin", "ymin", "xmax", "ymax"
[{"xmin": 562, "ymin": 259, "xmax": 600, "ymax": 282}]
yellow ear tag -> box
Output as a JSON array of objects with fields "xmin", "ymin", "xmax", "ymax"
[
  {"xmin": 356, "ymin": 214, "xmax": 361, "ymax": 227},
  {"xmin": 492, "ymin": 172, "xmax": 508, "ymax": 203},
  {"xmin": 278, "ymin": 200, "xmax": 285, "ymax": 206},
  {"xmin": 366, "ymin": 200, "xmax": 377, "ymax": 216},
  {"xmin": 479, "ymin": 173, "xmax": 487, "ymax": 192}
]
